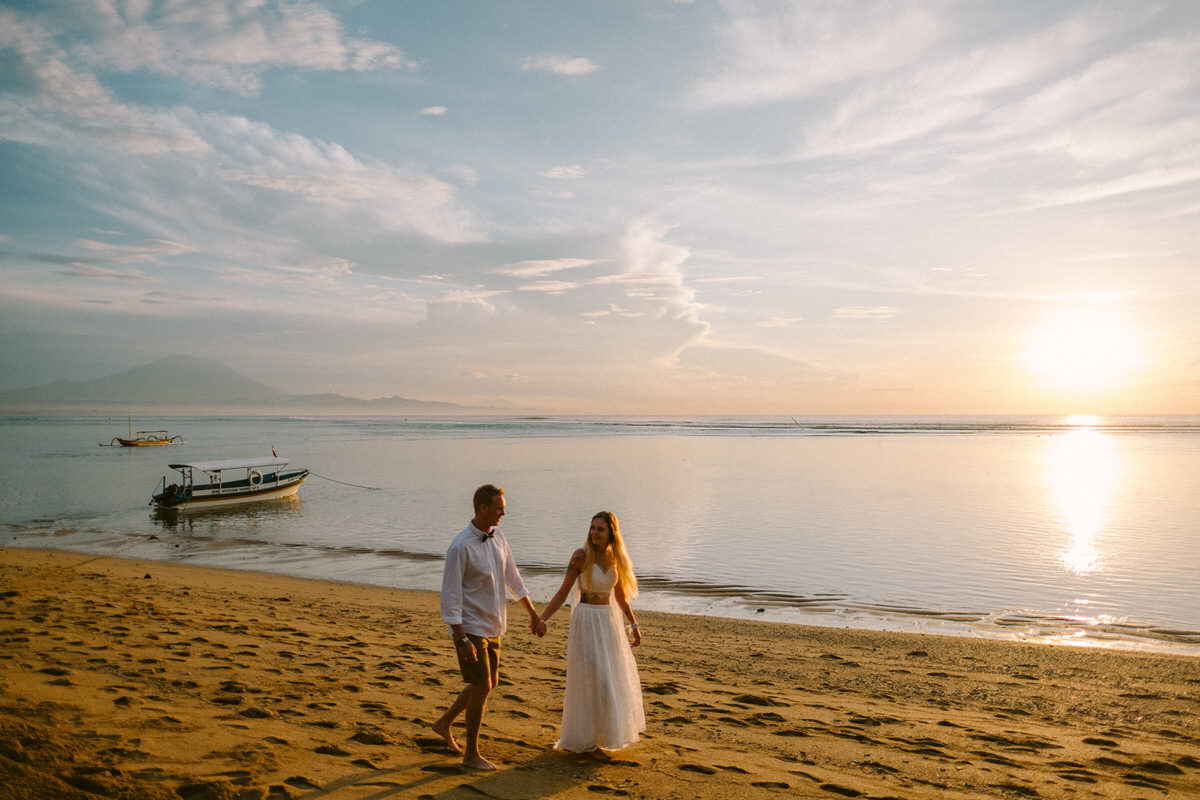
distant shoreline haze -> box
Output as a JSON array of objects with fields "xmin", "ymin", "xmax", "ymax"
[{"xmin": 0, "ymin": 354, "xmax": 487, "ymax": 415}]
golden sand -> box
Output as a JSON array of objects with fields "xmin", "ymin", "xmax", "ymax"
[{"xmin": 1, "ymin": 546, "xmax": 1197, "ymax": 799}]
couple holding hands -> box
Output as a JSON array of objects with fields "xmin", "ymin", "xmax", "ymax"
[{"xmin": 434, "ymin": 484, "xmax": 644, "ymax": 771}]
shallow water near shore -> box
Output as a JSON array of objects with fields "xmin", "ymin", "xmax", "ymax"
[{"xmin": 2, "ymin": 414, "xmax": 1198, "ymax": 653}]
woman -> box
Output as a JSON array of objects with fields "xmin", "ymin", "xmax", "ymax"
[{"xmin": 539, "ymin": 511, "xmax": 645, "ymax": 759}]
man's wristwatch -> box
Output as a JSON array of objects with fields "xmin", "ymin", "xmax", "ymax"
[{"xmin": 456, "ymin": 636, "xmax": 470, "ymax": 647}]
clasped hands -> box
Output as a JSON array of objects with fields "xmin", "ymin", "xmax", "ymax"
[{"xmin": 530, "ymin": 616, "xmax": 547, "ymax": 637}]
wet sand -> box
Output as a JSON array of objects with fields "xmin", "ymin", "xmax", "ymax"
[{"xmin": 2, "ymin": 545, "xmax": 1198, "ymax": 799}]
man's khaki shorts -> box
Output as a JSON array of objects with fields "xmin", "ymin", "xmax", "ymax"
[{"xmin": 457, "ymin": 634, "xmax": 501, "ymax": 684}]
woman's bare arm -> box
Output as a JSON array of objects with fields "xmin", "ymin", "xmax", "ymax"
[
  {"xmin": 613, "ymin": 580, "xmax": 641, "ymax": 647},
  {"xmin": 539, "ymin": 548, "xmax": 586, "ymax": 624}
]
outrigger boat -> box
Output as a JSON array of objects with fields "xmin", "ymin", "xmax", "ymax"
[
  {"xmin": 151, "ymin": 456, "xmax": 309, "ymax": 512},
  {"xmin": 110, "ymin": 430, "xmax": 184, "ymax": 447},
  {"xmin": 102, "ymin": 418, "xmax": 184, "ymax": 447}
]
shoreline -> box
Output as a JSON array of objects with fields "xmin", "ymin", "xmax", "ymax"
[
  {"xmin": 10, "ymin": 537, "xmax": 1200, "ymax": 659},
  {"xmin": 2, "ymin": 545, "xmax": 1198, "ymax": 799}
]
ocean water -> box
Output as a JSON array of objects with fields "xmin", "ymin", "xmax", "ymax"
[{"xmin": 2, "ymin": 414, "xmax": 1198, "ymax": 654}]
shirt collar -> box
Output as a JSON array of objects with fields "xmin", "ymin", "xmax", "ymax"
[{"xmin": 470, "ymin": 522, "xmax": 495, "ymax": 541}]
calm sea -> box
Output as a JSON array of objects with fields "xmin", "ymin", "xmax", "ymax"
[{"xmin": 2, "ymin": 415, "xmax": 1198, "ymax": 654}]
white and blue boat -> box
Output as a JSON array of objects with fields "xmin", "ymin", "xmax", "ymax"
[{"xmin": 151, "ymin": 456, "xmax": 309, "ymax": 512}]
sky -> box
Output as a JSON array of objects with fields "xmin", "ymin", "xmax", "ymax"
[{"xmin": 1, "ymin": 0, "xmax": 1197, "ymax": 415}]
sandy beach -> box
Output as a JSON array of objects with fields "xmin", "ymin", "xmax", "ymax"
[{"xmin": 2, "ymin": 546, "xmax": 1198, "ymax": 800}]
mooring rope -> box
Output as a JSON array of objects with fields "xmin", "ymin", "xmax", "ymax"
[{"xmin": 309, "ymin": 471, "xmax": 384, "ymax": 491}]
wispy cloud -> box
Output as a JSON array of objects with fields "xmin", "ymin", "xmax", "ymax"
[
  {"xmin": 492, "ymin": 259, "xmax": 597, "ymax": 278},
  {"xmin": 694, "ymin": 276, "xmax": 763, "ymax": 284},
  {"xmin": 76, "ymin": 238, "xmax": 197, "ymax": 263},
  {"xmin": 691, "ymin": 1, "xmax": 1193, "ymax": 180},
  {"xmin": 833, "ymin": 306, "xmax": 900, "ymax": 321},
  {"xmin": 0, "ymin": 13, "xmax": 482, "ymax": 265},
  {"xmin": 222, "ymin": 256, "xmax": 354, "ymax": 285},
  {"xmin": 64, "ymin": 0, "xmax": 416, "ymax": 96},
  {"xmin": 208, "ymin": 114, "xmax": 475, "ymax": 242},
  {"xmin": 0, "ymin": 8, "xmax": 210, "ymax": 154},
  {"xmin": 542, "ymin": 165, "xmax": 587, "ymax": 179},
  {"xmin": 521, "ymin": 53, "xmax": 599, "ymax": 76},
  {"xmin": 518, "ymin": 280, "xmax": 582, "ymax": 295},
  {"xmin": 756, "ymin": 316, "xmax": 804, "ymax": 329},
  {"xmin": 582, "ymin": 303, "xmax": 644, "ymax": 320},
  {"xmin": 58, "ymin": 264, "xmax": 156, "ymax": 282},
  {"xmin": 689, "ymin": 2, "xmax": 944, "ymax": 108}
]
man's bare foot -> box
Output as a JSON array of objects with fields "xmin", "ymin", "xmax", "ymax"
[
  {"xmin": 431, "ymin": 720, "xmax": 462, "ymax": 754},
  {"xmin": 462, "ymin": 754, "xmax": 499, "ymax": 771}
]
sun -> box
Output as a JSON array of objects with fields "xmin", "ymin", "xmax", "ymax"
[{"xmin": 1024, "ymin": 308, "xmax": 1140, "ymax": 392}]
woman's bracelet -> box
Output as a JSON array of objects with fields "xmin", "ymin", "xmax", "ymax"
[{"xmin": 629, "ymin": 622, "xmax": 639, "ymax": 630}]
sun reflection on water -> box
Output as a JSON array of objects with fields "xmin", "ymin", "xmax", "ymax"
[{"xmin": 1045, "ymin": 418, "xmax": 1121, "ymax": 575}]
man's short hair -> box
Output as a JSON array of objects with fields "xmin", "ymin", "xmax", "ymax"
[{"xmin": 473, "ymin": 484, "xmax": 504, "ymax": 513}]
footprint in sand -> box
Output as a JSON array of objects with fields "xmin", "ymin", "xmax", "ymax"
[
  {"xmin": 773, "ymin": 728, "xmax": 811, "ymax": 738},
  {"xmin": 238, "ymin": 707, "xmax": 275, "ymax": 719},
  {"xmin": 973, "ymin": 749, "xmax": 1020, "ymax": 767},
  {"xmin": 284, "ymin": 776, "xmax": 320, "ymax": 789},
  {"xmin": 643, "ymin": 681, "xmax": 682, "ymax": 695},
  {"xmin": 421, "ymin": 764, "xmax": 463, "ymax": 775},
  {"xmin": 679, "ymin": 764, "xmax": 717, "ymax": 775},
  {"xmin": 986, "ymin": 781, "xmax": 1039, "ymax": 797},
  {"xmin": 1053, "ymin": 765, "xmax": 1099, "ymax": 784},
  {"xmin": 1082, "ymin": 737, "xmax": 1118, "ymax": 748},
  {"xmin": 731, "ymin": 693, "xmax": 789, "ymax": 707},
  {"xmin": 348, "ymin": 731, "xmax": 392, "ymax": 745},
  {"xmin": 315, "ymin": 744, "xmax": 350, "ymax": 756}
]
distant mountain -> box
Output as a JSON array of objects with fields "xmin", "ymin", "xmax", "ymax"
[
  {"xmin": 0, "ymin": 355, "xmax": 288, "ymax": 405},
  {"xmin": 282, "ymin": 392, "xmax": 463, "ymax": 412},
  {"xmin": 0, "ymin": 355, "xmax": 467, "ymax": 414}
]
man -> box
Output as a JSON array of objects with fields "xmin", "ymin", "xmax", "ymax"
[{"xmin": 433, "ymin": 484, "xmax": 546, "ymax": 771}]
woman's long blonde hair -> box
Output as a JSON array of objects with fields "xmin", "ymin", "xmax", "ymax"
[{"xmin": 579, "ymin": 510, "xmax": 638, "ymax": 599}]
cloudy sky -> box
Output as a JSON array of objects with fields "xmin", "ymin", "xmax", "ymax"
[{"xmin": 1, "ymin": 1, "xmax": 1197, "ymax": 414}]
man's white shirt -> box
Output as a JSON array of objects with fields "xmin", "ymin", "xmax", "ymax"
[{"xmin": 440, "ymin": 522, "xmax": 530, "ymax": 638}]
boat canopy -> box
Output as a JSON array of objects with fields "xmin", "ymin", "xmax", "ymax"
[{"xmin": 168, "ymin": 457, "xmax": 290, "ymax": 472}]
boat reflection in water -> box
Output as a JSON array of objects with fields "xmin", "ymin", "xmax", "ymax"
[{"xmin": 152, "ymin": 493, "xmax": 304, "ymax": 532}]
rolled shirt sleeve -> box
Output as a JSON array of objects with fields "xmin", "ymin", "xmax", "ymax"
[
  {"xmin": 440, "ymin": 538, "xmax": 466, "ymax": 627},
  {"xmin": 502, "ymin": 534, "xmax": 530, "ymax": 602}
]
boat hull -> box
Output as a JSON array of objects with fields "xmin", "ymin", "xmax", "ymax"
[{"xmin": 153, "ymin": 470, "xmax": 309, "ymax": 512}]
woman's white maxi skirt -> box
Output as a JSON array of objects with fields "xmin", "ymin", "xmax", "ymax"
[{"xmin": 555, "ymin": 601, "xmax": 646, "ymax": 753}]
